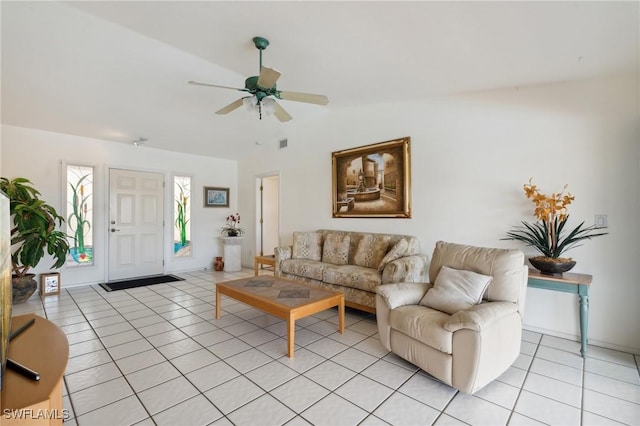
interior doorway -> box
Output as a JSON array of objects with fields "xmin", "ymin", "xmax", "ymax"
[
  {"xmin": 108, "ymin": 168, "xmax": 164, "ymax": 281},
  {"xmin": 256, "ymin": 174, "xmax": 280, "ymax": 259}
]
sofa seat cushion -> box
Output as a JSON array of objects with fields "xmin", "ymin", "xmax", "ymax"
[
  {"xmin": 389, "ymin": 305, "xmax": 453, "ymax": 354},
  {"xmin": 280, "ymin": 259, "xmax": 325, "ymax": 281},
  {"xmin": 323, "ymin": 264, "xmax": 382, "ymax": 292}
]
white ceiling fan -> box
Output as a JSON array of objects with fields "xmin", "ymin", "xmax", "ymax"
[{"xmin": 189, "ymin": 37, "xmax": 329, "ymax": 122}]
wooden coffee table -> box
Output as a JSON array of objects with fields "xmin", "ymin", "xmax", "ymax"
[{"xmin": 215, "ymin": 276, "xmax": 344, "ymax": 357}]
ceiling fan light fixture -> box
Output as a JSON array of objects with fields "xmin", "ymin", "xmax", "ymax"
[
  {"xmin": 261, "ymin": 97, "xmax": 276, "ymax": 115},
  {"xmin": 243, "ymin": 96, "xmax": 258, "ymax": 110}
]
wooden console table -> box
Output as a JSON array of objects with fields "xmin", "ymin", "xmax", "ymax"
[
  {"xmin": 0, "ymin": 314, "xmax": 69, "ymax": 425},
  {"xmin": 527, "ymin": 269, "xmax": 592, "ymax": 357}
]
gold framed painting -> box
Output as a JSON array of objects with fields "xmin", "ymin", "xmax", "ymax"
[
  {"xmin": 332, "ymin": 136, "xmax": 411, "ymax": 218},
  {"xmin": 41, "ymin": 272, "xmax": 61, "ymax": 296}
]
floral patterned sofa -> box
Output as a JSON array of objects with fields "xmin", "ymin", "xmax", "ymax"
[{"xmin": 274, "ymin": 230, "xmax": 428, "ymax": 312}]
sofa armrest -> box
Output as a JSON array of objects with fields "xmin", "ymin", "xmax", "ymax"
[
  {"xmin": 376, "ymin": 282, "xmax": 432, "ymax": 310},
  {"xmin": 381, "ymin": 254, "xmax": 428, "ymax": 284},
  {"xmin": 444, "ymin": 301, "xmax": 519, "ymax": 332},
  {"xmin": 274, "ymin": 246, "xmax": 292, "ymax": 276}
]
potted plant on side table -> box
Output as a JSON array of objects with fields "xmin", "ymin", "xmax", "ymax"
[
  {"xmin": 503, "ymin": 178, "xmax": 607, "ymax": 276},
  {"xmin": 221, "ymin": 213, "xmax": 244, "ymax": 237},
  {"xmin": 0, "ymin": 177, "xmax": 70, "ymax": 303}
]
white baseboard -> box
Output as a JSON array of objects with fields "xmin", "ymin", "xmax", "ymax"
[{"xmin": 523, "ymin": 325, "xmax": 640, "ymax": 356}]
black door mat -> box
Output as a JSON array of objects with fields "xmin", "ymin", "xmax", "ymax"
[{"xmin": 99, "ymin": 274, "xmax": 184, "ymax": 292}]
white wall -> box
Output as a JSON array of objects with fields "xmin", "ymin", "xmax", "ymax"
[
  {"xmin": 237, "ymin": 75, "xmax": 640, "ymax": 353},
  {"xmin": 1, "ymin": 125, "xmax": 237, "ymax": 286}
]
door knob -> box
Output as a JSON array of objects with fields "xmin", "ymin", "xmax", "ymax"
[
  {"xmin": 110, "ymin": 220, "xmax": 116, "ymax": 225},
  {"xmin": 110, "ymin": 228, "xmax": 120, "ymax": 232}
]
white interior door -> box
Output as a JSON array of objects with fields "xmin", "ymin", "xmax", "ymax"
[
  {"xmin": 256, "ymin": 174, "xmax": 279, "ymax": 256},
  {"xmin": 109, "ymin": 169, "xmax": 164, "ymax": 281}
]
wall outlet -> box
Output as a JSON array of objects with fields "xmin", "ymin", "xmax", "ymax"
[{"xmin": 595, "ymin": 214, "xmax": 608, "ymax": 228}]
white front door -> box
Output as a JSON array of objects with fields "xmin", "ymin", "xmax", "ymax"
[{"xmin": 108, "ymin": 169, "xmax": 164, "ymax": 281}]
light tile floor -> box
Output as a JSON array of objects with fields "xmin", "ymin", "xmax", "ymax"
[{"xmin": 11, "ymin": 268, "xmax": 640, "ymax": 426}]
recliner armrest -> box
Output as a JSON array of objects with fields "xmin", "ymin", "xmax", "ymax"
[
  {"xmin": 376, "ymin": 282, "xmax": 432, "ymax": 310},
  {"xmin": 444, "ymin": 301, "xmax": 519, "ymax": 332}
]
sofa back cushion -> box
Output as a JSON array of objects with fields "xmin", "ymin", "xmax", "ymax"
[
  {"xmin": 317, "ymin": 230, "xmax": 421, "ymax": 265},
  {"xmin": 353, "ymin": 234, "xmax": 391, "ymax": 268},
  {"xmin": 429, "ymin": 241, "xmax": 524, "ymax": 303},
  {"xmin": 292, "ymin": 231, "xmax": 322, "ymax": 261},
  {"xmin": 322, "ymin": 233, "xmax": 351, "ymax": 265}
]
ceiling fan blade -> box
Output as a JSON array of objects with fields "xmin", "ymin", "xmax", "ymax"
[
  {"xmin": 215, "ymin": 98, "xmax": 245, "ymax": 115},
  {"xmin": 273, "ymin": 102, "xmax": 292, "ymax": 122},
  {"xmin": 257, "ymin": 67, "xmax": 281, "ymax": 89},
  {"xmin": 188, "ymin": 80, "xmax": 246, "ymax": 91},
  {"xmin": 279, "ymin": 91, "xmax": 329, "ymax": 105}
]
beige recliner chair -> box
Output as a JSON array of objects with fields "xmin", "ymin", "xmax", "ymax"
[{"xmin": 376, "ymin": 241, "xmax": 528, "ymax": 394}]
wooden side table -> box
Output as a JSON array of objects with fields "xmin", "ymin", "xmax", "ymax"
[
  {"xmin": 254, "ymin": 255, "xmax": 275, "ymax": 276},
  {"xmin": 1, "ymin": 314, "xmax": 69, "ymax": 425},
  {"xmin": 527, "ymin": 269, "xmax": 592, "ymax": 357}
]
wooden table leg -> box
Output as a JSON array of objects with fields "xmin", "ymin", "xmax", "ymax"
[
  {"xmin": 338, "ymin": 296, "xmax": 345, "ymax": 334},
  {"xmin": 254, "ymin": 258, "xmax": 259, "ymax": 276},
  {"xmin": 215, "ymin": 288, "xmax": 221, "ymax": 319},
  {"xmin": 578, "ymin": 286, "xmax": 589, "ymax": 357},
  {"xmin": 287, "ymin": 315, "xmax": 295, "ymax": 357}
]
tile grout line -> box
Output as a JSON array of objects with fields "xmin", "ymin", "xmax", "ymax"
[
  {"xmin": 29, "ymin": 269, "xmax": 640, "ymax": 426},
  {"xmin": 108, "ymin": 276, "xmax": 236, "ymax": 424},
  {"xmin": 63, "ymin": 279, "xmax": 223, "ymax": 421},
  {"xmin": 63, "ymin": 284, "xmax": 157, "ymax": 424},
  {"xmin": 506, "ymin": 331, "xmax": 541, "ymax": 425}
]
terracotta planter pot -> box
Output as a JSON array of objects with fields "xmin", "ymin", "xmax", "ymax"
[{"xmin": 214, "ymin": 256, "xmax": 224, "ymax": 271}]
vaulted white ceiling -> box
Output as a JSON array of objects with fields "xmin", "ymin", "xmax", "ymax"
[{"xmin": 2, "ymin": 1, "xmax": 638, "ymax": 159}]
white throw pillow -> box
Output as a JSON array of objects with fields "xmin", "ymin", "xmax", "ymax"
[{"xmin": 420, "ymin": 266, "xmax": 492, "ymax": 315}]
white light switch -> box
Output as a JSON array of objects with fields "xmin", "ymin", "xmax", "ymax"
[{"xmin": 595, "ymin": 214, "xmax": 608, "ymax": 228}]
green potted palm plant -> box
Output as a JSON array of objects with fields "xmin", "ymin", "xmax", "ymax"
[
  {"xmin": 503, "ymin": 179, "xmax": 607, "ymax": 276},
  {"xmin": 0, "ymin": 177, "xmax": 69, "ymax": 303}
]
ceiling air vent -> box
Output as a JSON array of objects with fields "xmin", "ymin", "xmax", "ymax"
[{"xmin": 279, "ymin": 138, "xmax": 288, "ymax": 149}]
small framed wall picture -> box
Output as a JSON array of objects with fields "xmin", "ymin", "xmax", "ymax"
[
  {"xmin": 204, "ymin": 186, "xmax": 230, "ymax": 207},
  {"xmin": 41, "ymin": 272, "xmax": 60, "ymax": 296}
]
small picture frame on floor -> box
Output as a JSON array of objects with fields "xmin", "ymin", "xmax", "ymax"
[{"xmin": 40, "ymin": 272, "xmax": 60, "ymax": 296}]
